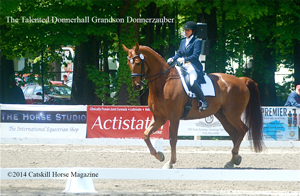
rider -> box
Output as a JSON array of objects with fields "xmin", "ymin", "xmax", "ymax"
[{"xmin": 167, "ymin": 21, "xmax": 208, "ymax": 111}]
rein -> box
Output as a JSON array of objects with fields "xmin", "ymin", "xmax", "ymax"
[{"xmin": 146, "ymin": 63, "xmax": 176, "ymax": 83}]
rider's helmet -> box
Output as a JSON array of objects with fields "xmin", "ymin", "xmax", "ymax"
[{"xmin": 184, "ymin": 21, "xmax": 197, "ymax": 31}]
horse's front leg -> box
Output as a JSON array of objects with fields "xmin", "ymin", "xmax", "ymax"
[
  {"xmin": 162, "ymin": 120, "xmax": 180, "ymax": 169},
  {"xmin": 143, "ymin": 116, "xmax": 166, "ymax": 162}
]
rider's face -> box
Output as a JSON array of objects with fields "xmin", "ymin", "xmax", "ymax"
[
  {"xmin": 296, "ymin": 88, "xmax": 300, "ymax": 96},
  {"xmin": 185, "ymin": 29, "xmax": 193, "ymax": 38}
]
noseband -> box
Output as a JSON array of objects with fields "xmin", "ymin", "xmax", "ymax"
[{"xmin": 127, "ymin": 52, "xmax": 176, "ymax": 84}]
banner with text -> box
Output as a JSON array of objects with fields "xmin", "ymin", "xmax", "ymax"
[
  {"xmin": 87, "ymin": 106, "xmax": 169, "ymax": 139},
  {"xmin": 178, "ymin": 115, "xmax": 228, "ymax": 136},
  {"xmin": 262, "ymin": 106, "xmax": 299, "ymax": 141},
  {"xmin": 0, "ymin": 104, "xmax": 87, "ymax": 138}
]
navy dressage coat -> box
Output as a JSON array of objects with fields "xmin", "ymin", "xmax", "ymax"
[{"xmin": 173, "ymin": 36, "xmax": 205, "ymax": 84}]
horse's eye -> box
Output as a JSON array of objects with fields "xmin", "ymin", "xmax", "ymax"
[{"xmin": 135, "ymin": 62, "xmax": 141, "ymax": 66}]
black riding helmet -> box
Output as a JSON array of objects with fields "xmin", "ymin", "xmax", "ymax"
[{"xmin": 184, "ymin": 21, "xmax": 197, "ymax": 31}]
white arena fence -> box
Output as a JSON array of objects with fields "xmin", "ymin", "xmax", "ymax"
[
  {"xmin": 2, "ymin": 167, "xmax": 299, "ymax": 193},
  {"xmin": 1, "ymin": 167, "xmax": 300, "ymax": 181},
  {"xmin": 1, "ymin": 138, "xmax": 299, "ymax": 193}
]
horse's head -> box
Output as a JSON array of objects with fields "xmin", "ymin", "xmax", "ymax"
[{"xmin": 122, "ymin": 42, "xmax": 148, "ymax": 91}]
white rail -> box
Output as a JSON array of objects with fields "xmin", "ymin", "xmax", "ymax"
[{"xmin": 1, "ymin": 168, "xmax": 299, "ymax": 181}]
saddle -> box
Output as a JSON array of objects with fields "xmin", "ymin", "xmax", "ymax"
[
  {"xmin": 175, "ymin": 65, "xmax": 215, "ymax": 119},
  {"xmin": 175, "ymin": 65, "xmax": 215, "ymax": 98}
]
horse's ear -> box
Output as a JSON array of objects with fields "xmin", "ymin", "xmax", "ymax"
[
  {"xmin": 122, "ymin": 44, "xmax": 129, "ymax": 53},
  {"xmin": 134, "ymin": 42, "xmax": 139, "ymax": 54}
]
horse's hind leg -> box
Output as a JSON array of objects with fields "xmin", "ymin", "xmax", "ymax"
[
  {"xmin": 144, "ymin": 116, "xmax": 166, "ymax": 162},
  {"xmin": 227, "ymin": 117, "xmax": 248, "ymax": 168},
  {"xmin": 214, "ymin": 109, "xmax": 247, "ymax": 168}
]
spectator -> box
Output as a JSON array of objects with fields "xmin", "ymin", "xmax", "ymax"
[
  {"xmin": 62, "ymin": 74, "xmax": 68, "ymax": 85},
  {"xmin": 9, "ymin": 79, "xmax": 26, "ymax": 104},
  {"xmin": 284, "ymin": 85, "xmax": 300, "ymax": 108}
]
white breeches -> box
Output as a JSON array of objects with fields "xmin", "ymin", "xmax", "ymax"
[{"xmin": 183, "ymin": 63, "xmax": 197, "ymax": 86}]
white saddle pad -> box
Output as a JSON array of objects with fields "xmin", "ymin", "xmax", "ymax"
[{"xmin": 175, "ymin": 66, "xmax": 215, "ymax": 98}]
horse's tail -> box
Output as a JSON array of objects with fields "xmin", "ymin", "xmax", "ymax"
[{"xmin": 242, "ymin": 77, "xmax": 264, "ymax": 152}]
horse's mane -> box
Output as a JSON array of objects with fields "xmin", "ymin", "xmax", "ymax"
[{"xmin": 138, "ymin": 45, "xmax": 167, "ymax": 64}]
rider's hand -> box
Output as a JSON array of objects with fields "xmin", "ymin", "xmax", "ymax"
[
  {"xmin": 167, "ymin": 57, "xmax": 173, "ymax": 65},
  {"xmin": 177, "ymin": 57, "xmax": 184, "ymax": 64}
]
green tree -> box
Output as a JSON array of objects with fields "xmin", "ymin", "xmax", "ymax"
[
  {"xmin": 1, "ymin": 0, "xmax": 299, "ymax": 106},
  {"xmin": 117, "ymin": 0, "xmax": 140, "ymax": 105}
]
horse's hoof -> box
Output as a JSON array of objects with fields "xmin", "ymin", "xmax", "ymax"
[
  {"xmin": 234, "ymin": 155, "xmax": 242, "ymax": 165},
  {"xmin": 162, "ymin": 162, "xmax": 173, "ymax": 169},
  {"xmin": 157, "ymin": 151, "xmax": 165, "ymax": 162},
  {"xmin": 224, "ymin": 162, "xmax": 234, "ymax": 169}
]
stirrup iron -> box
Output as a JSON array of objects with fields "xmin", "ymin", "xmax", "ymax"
[{"xmin": 199, "ymin": 101, "xmax": 208, "ymax": 111}]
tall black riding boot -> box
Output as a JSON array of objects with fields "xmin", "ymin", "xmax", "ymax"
[{"xmin": 190, "ymin": 82, "xmax": 209, "ymax": 111}]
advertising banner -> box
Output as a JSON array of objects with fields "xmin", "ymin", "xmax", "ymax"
[
  {"xmin": 87, "ymin": 106, "xmax": 169, "ymax": 139},
  {"xmin": 262, "ymin": 106, "xmax": 299, "ymax": 141},
  {"xmin": 178, "ymin": 115, "xmax": 228, "ymax": 136},
  {"xmin": 298, "ymin": 108, "xmax": 300, "ymax": 127},
  {"xmin": 0, "ymin": 104, "xmax": 87, "ymax": 138}
]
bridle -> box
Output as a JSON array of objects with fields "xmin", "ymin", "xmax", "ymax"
[
  {"xmin": 127, "ymin": 53, "xmax": 147, "ymax": 79},
  {"xmin": 127, "ymin": 52, "xmax": 176, "ymax": 84}
]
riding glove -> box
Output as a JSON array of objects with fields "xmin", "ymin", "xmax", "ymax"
[
  {"xmin": 177, "ymin": 57, "xmax": 184, "ymax": 64},
  {"xmin": 167, "ymin": 57, "xmax": 174, "ymax": 65}
]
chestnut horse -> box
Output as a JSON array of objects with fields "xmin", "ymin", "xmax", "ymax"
[{"xmin": 122, "ymin": 43, "xmax": 264, "ymax": 169}]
